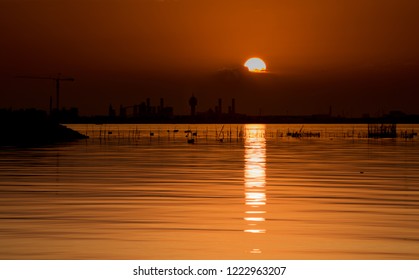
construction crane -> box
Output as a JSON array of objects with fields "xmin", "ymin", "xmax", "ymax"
[{"xmin": 16, "ymin": 74, "xmax": 75, "ymax": 112}]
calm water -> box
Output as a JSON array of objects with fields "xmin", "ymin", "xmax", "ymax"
[{"xmin": 1, "ymin": 124, "xmax": 419, "ymax": 259}]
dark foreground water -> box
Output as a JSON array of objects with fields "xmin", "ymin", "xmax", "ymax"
[{"xmin": 1, "ymin": 124, "xmax": 419, "ymax": 259}]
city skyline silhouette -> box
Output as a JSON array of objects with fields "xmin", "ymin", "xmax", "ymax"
[{"xmin": 1, "ymin": 0, "xmax": 418, "ymax": 117}]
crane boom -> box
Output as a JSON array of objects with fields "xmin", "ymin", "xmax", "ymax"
[{"xmin": 16, "ymin": 74, "xmax": 75, "ymax": 111}]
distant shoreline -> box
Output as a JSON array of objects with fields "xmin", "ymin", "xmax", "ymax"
[{"xmin": 69, "ymin": 114, "xmax": 419, "ymax": 125}]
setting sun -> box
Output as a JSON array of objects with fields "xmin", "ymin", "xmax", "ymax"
[{"xmin": 244, "ymin": 57, "xmax": 267, "ymax": 72}]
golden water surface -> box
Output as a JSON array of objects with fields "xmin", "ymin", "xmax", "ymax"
[{"xmin": 1, "ymin": 124, "xmax": 419, "ymax": 259}]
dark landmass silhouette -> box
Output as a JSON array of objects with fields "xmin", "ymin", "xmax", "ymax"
[
  {"xmin": 0, "ymin": 109, "xmax": 88, "ymax": 146},
  {"xmin": 77, "ymin": 111, "xmax": 419, "ymax": 125}
]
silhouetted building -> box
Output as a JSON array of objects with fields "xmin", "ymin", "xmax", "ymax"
[
  {"xmin": 146, "ymin": 98, "xmax": 151, "ymax": 114},
  {"xmin": 189, "ymin": 95, "xmax": 197, "ymax": 116},
  {"xmin": 158, "ymin": 98, "xmax": 164, "ymax": 114},
  {"xmin": 119, "ymin": 105, "xmax": 127, "ymax": 118},
  {"xmin": 114, "ymin": 98, "xmax": 173, "ymax": 120},
  {"xmin": 108, "ymin": 104, "xmax": 116, "ymax": 118},
  {"xmin": 228, "ymin": 98, "xmax": 236, "ymax": 114}
]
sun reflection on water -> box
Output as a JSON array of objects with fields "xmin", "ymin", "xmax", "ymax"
[{"xmin": 244, "ymin": 124, "xmax": 267, "ymax": 243}]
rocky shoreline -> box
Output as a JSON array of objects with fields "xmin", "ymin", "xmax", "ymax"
[
  {"xmin": 1, "ymin": 122, "xmax": 88, "ymax": 146},
  {"xmin": 1, "ymin": 109, "xmax": 88, "ymax": 146}
]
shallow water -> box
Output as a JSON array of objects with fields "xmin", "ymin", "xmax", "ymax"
[{"xmin": 1, "ymin": 124, "xmax": 419, "ymax": 259}]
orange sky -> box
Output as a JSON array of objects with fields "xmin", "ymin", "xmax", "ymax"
[{"xmin": 1, "ymin": 0, "xmax": 418, "ymax": 116}]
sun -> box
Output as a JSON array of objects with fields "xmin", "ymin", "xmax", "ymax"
[{"xmin": 244, "ymin": 57, "xmax": 267, "ymax": 73}]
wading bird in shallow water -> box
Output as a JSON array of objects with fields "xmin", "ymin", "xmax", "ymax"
[{"xmin": 185, "ymin": 129, "xmax": 197, "ymax": 144}]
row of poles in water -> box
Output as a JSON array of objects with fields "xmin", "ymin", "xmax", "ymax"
[
  {"xmin": 90, "ymin": 125, "xmax": 252, "ymax": 143},
  {"xmin": 81, "ymin": 125, "xmax": 418, "ymax": 143}
]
